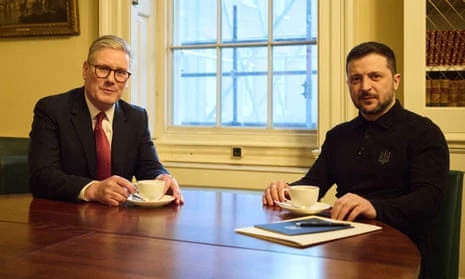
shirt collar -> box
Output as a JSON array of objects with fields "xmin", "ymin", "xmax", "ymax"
[
  {"xmin": 374, "ymin": 99, "xmax": 402, "ymax": 129},
  {"xmin": 353, "ymin": 99, "xmax": 403, "ymax": 130},
  {"xmin": 84, "ymin": 90, "xmax": 115, "ymax": 122}
]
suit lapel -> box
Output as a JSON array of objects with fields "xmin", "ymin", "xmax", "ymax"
[
  {"xmin": 70, "ymin": 88, "xmax": 97, "ymax": 178},
  {"xmin": 112, "ymin": 102, "xmax": 130, "ymax": 176}
]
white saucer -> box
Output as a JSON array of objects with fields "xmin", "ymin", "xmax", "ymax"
[
  {"xmin": 275, "ymin": 201, "xmax": 331, "ymax": 216},
  {"xmin": 127, "ymin": 195, "xmax": 175, "ymax": 208}
]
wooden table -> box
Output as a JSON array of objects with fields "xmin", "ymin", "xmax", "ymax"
[{"xmin": 0, "ymin": 188, "xmax": 420, "ymax": 278}]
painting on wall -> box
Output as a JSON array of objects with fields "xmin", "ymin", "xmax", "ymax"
[{"xmin": 0, "ymin": 0, "xmax": 79, "ymax": 38}]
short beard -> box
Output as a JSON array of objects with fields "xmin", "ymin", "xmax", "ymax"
[{"xmin": 359, "ymin": 94, "xmax": 394, "ymax": 116}]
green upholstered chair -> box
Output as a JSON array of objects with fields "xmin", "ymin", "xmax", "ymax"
[
  {"xmin": 0, "ymin": 137, "xmax": 30, "ymax": 194},
  {"xmin": 431, "ymin": 170, "xmax": 464, "ymax": 279}
]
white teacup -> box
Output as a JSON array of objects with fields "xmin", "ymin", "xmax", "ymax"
[
  {"xmin": 135, "ymin": 180, "xmax": 166, "ymax": 201},
  {"xmin": 281, "ymin": 185, "xmax": 319, "ymax": 208}
]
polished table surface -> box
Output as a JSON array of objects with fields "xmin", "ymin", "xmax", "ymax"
[{"xmin": 0, "ymin": 188, "xmax": 420, "ymax": 278}]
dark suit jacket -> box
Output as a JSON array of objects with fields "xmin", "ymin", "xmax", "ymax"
[{"xmin": 28, "ymin": 87, "xmax": 168, "ymax": 202}]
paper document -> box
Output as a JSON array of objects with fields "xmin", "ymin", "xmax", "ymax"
[{"xmin": 235, "ymin": 216, "xmax": 382, "ymax": 247}]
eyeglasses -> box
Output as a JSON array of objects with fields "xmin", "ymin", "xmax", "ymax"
[{"xmin": 90, "ymin": 64, "xmax": 132, "ymax": 83}]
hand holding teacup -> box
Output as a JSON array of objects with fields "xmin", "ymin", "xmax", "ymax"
[{"xmin": 135, "ymin": 175, "xmax": 184, "ymax": 205}]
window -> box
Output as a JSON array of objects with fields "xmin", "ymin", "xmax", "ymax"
[
  {"xmin": 142, "ymin": 0, "xmax": 349, "ymax": 168},
  {"xmin": 170, "ymin": 0, "xmax": 318, "ymax": 129},
  {"xmin": 100, "ymin": 0, "xmax": 350, "ymax": 176}
]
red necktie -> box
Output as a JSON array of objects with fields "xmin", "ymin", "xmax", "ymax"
[{"xmin": 95, "ymin": 112, "xmax": 111, "ymax": 180}]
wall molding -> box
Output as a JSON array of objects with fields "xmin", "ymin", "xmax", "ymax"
[{"xmin": 98, "ymin": 0, "xmax": 131, "ymax": 37}]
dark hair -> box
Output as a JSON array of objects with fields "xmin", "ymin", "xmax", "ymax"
[{"xmin": 346, "ymin": 41, "xmax": 397, "ymax": 74}]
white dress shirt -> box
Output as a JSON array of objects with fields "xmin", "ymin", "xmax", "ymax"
[{"xmin": 78, "ymin": 92, "xmax": 116, "ymax": 201}]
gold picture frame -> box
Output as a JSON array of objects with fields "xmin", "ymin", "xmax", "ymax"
[{"xmin": 0, "ymin": 0, "xmax": 79, "ymax": 38}]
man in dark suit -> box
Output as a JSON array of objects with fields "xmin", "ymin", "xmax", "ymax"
[{"xmin": 29, "ymin": 35, "xmax": 183, "ymax": 206}]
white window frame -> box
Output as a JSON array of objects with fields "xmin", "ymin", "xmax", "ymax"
[{"xmin": 99, "ymin": 0, "xmax": 356, "ymax": 170}]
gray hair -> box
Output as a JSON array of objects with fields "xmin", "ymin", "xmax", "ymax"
[{"xmin": 87, "ymin": 35, "xmax": 132, "ymax": 66}]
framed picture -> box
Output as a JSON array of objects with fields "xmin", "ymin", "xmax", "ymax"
[{"xmin": 0, "ymin": 0, "xmax": 79, "ymax": 38}]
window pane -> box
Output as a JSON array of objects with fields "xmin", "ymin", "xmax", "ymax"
[
  {"xmin": 222, "ymin": 0, "xmax": 268, "ymax": 43},
  {"xmin": 272, "ymin": 45, "xmax": 317, "ymax": 129},
  {"xmin": 170, "ymin": 0, "xmax": 318, "ymax": 130},
  {"xmin": 172, "ymin": 49, "xmax": 217, "ymax": 127},
  {"xmin": 173, "ymin": 0, "xmax": 217, "ymax": 45},
  {"xmin": 221, "ymin": 47, "xmax": 267, "ymax": 127},
  {"xmin": 273, "ymin": 0, "xmax": 317, "ymax": 42}
]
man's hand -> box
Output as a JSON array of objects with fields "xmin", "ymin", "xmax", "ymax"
[
  {"xmin": 85, "ymin": 175, "xmax": 136, "ymax": 206},
  {"xmin": 156, "ymin": 174, "xmax": 184, "ymax": 205},
  {"xmin": 262, "ymin": 181, "xmax": 289, "ymax": 206},
  {"xmin": 330, "ymin": 193, "xmax": 377, "ymax": 221}
]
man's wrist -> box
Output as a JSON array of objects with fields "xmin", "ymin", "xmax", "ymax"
[{"xmin": 78, "ymin": 181, "xmax": 97, "ymax": 201}]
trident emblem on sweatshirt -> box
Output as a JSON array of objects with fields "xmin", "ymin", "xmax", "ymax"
[{"xmin": 378, "ymin": 150, "xmax": 391, "ymax": 165}]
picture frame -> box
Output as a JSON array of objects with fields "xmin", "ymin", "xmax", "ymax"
[{"xmin": 0, "ymin": 0, "xmax": 80, "ymax": 38}]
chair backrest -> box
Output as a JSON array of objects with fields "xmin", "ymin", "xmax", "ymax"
[
  {"xmin": 0, "ymin": 137, "xmax": 29, "ymax": 156},
  {"xmin": 431, "ymin": 170, "xmax": 464, "ymax": 279},
  {"xmin": 0, "ymin": 137, "xmax": 30, "ymax": 194}
]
